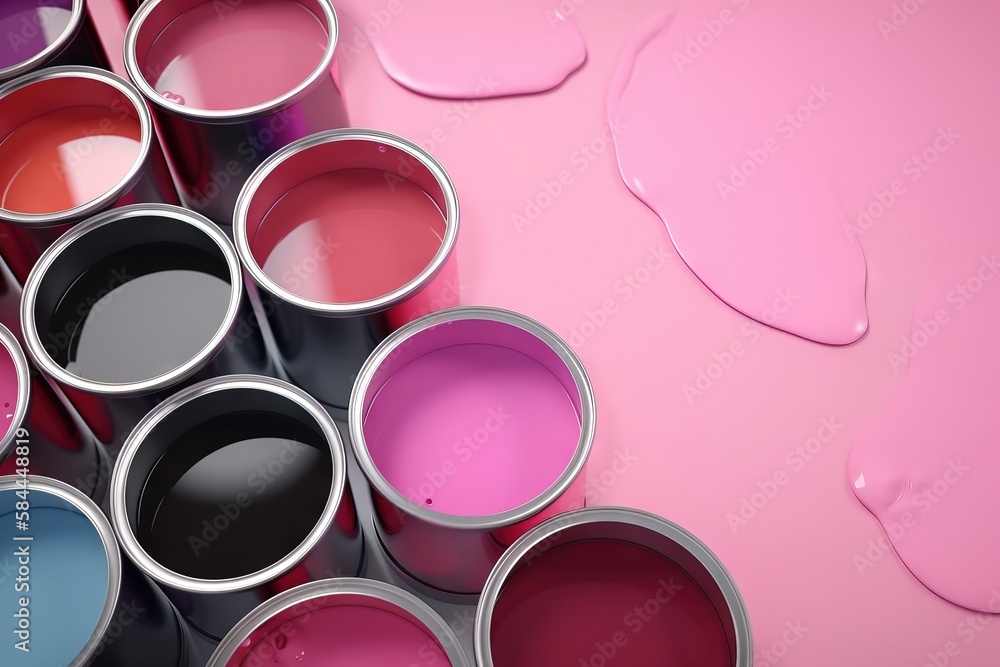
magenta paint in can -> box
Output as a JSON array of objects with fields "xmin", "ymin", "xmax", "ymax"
[
  {"xmin": 0, "ymin": 65, "xmax": 179, "ymax": 283},
  {"xmin": 349, "ymin": 306, "xmax": 595, "ymax": 600},
  {"xmin": 234, "ymin": 128, "xmax": 461, "ymax": 414},
  {"xmin": 123, "ymin": 0, "xmax": 348, "ymax": 226},
  {"xmin": 0, "ymin": 0, "xmax": 107, "ymax": 83},
  {"xmin": 206, "ymin": 579, "xmax": 471, "ymax": 667}
]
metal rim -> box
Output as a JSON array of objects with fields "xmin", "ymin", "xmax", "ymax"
[
  {"xmin": 233, "ymin": 127, "xmax": 461, "ymax": 317},
  {"xmin": 19, "ymin": 203, "xmax": 245, "ymax": 397},
  {"xmin": 0, "ymin": 66, "xmax": 155, "ymax": 226},
  {"xmin": 123, "ymin": 0, "xmax": 340, "ymax": 123},
  {"xmin": 0, "ymin": 475, "xmax": 122, "ymax": 667},
  {"xmin": 206, "ymin": 578, "xmax": 472, "ymax": 667},
  {"xmin": 348, "ymin": 306, "xmax": 596, "ymax": 530},
  {"xmin": 109, "ymin": 374, "xmax": 349, "ymax": 594},
  {"xmin": 473, "ymin": 507, "xmax": 753, "ymax": 667},
  {"xmin": 0, "ymin": 0, "xmax": 87, "ymax": 82},
  {"xmin": 0, "ymin": 324, "xmax": 31, "ymax": 462}
]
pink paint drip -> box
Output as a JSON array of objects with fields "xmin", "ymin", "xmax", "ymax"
[
  {"xmin": 332, "ymin": 0, "xmax": 586, "ymax": 98},
  {"xmin": 363, "ymin": 343, "xmax": 581, "ymax": 516},
  {"xmin": 143, "ymin": 0, "xmax": 328, "ymax": 111},
  {"xmin": 849, "ymin": 255, "xmax": 1000, "ymax": 613},
  {"xmin": 236, "ymin": 604, "xmax": 451, "ymax": 667},
  {"xmin": 608, "ymin": 8, "xmax": 869, "ymax": 345}
]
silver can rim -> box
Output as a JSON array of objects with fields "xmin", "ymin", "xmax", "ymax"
[
  {"xmin": 0, "ymin": 474, "xmax": 123, "ymax": 667},
  {"xmin": 349, "ymin": 305, "xmax": 596, "ymax": 530},
  {"xmin": 0, "ymin": 0, "xmax": 88, "ymax": 82},
  {"xmin": 206, "ymin": 577, "xmax": 473, "ymax": 667},
  {"xmin": 473, "ymin": 506, "xmax": 754, "ymax": 667},
  {"xmin": 109, "ymin": 374, "xmax": 350, "ymax": 594},
  {"xmin": 233, "ymin": 127, "xmax": 461, "ymax": 317},
  {"xmin": 19, "ymin": 203, "xmax": 245, "ymax": 397},
  {"xmin": 0, "ymin": 324, "xmax": 31, "ymax": 462},
  {"xmin": 0, "ymin": 65, "xmax": 156, "ymax": 227},
  {"xmin": 123, "ymin": 0, "xmax": 341, "ymax": 123}
]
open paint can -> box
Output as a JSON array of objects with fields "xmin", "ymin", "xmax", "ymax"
[
  {"xmin": 123, "ymin": 0, "xmax": 348, "ymax": 225},
  {"xmin": 109, "ymin": 375, "xmax": 365, "ymax": 642},
  {"xmin": 0, "ymin": 66, "xmax": 178, "ymax": 283},
  {"xmin": 350, "ymin": 306, "xmax": 594, "ymax": 599},
  {"xmin": 0, "ymin": 475, "xmax": 191, "ymax": 666},
  {"xmin": 0, "ymin": 322, "xmax": 104, "ymax": 501},
  {"xmin": 235, "ymin": 128, "xmax": 461, "ymax": 413},
  {"xmin": 0, "ymin": 0, "xmax": 106, "ymax": 83},
  {"xmin": 475, "ymin": 507, "xmax": 753, "ymax": 667},
  {"xmin": 19, "ymin": 203, "xmax": 273, "ymax": 455},
  {"xmin": 206, "ymin": 578, "xmax": 471, "ymax": 667}
]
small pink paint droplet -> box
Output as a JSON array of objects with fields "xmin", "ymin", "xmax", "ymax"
[
  {"xmin": 378, "ymin": 145, "xmax": 387, "ymax": 153},
  {"xmin": 161, "ymin": 90, "xmax": 185, "ymax": 105},
  {"xmin": 295, "ymin": 652, "xmax": 305, "ymax": 662},
  {"xmin": 425, "ymin": 498, "xmax": 433, "ymax": 505},
  {"xmin": 273, "ymin": 633, "xmax": 287, "ymax": 650}
]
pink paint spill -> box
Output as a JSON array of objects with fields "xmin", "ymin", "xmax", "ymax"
[
  {"xmin": 143, "ymin": 0, "xmax": 328, "ymax": 111},
  {"xmin": 608, "ymin": 9, "xmax": 868, "ymax": 345},
  {"xmin": 252, "ymin": 168, "xmax": 445, "ymax": 304},
  {"xmin": 490, "ymin": 539, "xmax": 733, "ymax": 667},
  {"xmin": 333, "ymin": 0, "xmax": 586, "ymax": 98},
  {"xmin": 363, "ymin": 342, "xmax": 581, "ymax": 516},
  {"xmin": 236, "ymin": 604, "xmax": 451, "ymax": 667},
  {"xmin": 849, "ymin": 256, "xmax": 1000, "ymax": 612}
]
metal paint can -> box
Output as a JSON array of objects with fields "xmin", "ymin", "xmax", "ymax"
[
  {"xmin": 206, "ymin": 578, "xmax": 471, "ymax": 667},
  {"xmin": 475, "ymin": 507, "xmax": 753, "ymax": 667},
  {"xmin": 234, "ymin": 128, "xmax": 461, "ymax": 415},
  {"xmin": 109, "ymin": 375, "xmax": 365, "ymax": 642},
  {"xmin": 0, "ymin": 475, "xmax": 192, "ymax": 666},
  {"xmin": 349, "ymin": 306, "xmax": 594, "ymax": 600},
  {"xmin": 123, "ymin": 0, "xmax": 349, "ymax": 226},
  {"xmin": 19, "ymin": 203, "xmax": 272, "ymax": 455},
  {"xmin": 0, "ymin": 66, "xmax": 179, "ymax": 283}
]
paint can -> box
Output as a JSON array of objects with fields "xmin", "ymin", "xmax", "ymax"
[
  {"xmin": 349, "ymin": 306, "xmax": 594, "ymax": 599},
  {"xmin": 109, "ymin": 375, "xmax": 365, "ymax": 642},
  {"xmin": 0, "ymin": 66, "xmax": 178, "ymax": 283},
  {"xmin": 19, "ymin": 203, "xmax": 273, "ymax": 455},
  {"xmin": 475, "ymin": 507, "xmax": 753, "ymax": 667},
  {"xmin": 123, "ymin": 0, "xmax": 349, "ymax": 226},
  {"xmin": 234, "ymin": 128, "xmax": 461, "ymax": 414}
]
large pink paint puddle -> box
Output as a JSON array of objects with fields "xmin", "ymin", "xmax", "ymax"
[{"xmin": 608, "ymin": 8, "xmax": 868, "ymax": 345}]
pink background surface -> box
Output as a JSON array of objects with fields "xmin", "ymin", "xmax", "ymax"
[{"xmin": 86, "ymin": 0, "xmax": 1000, "ymax": 664}]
